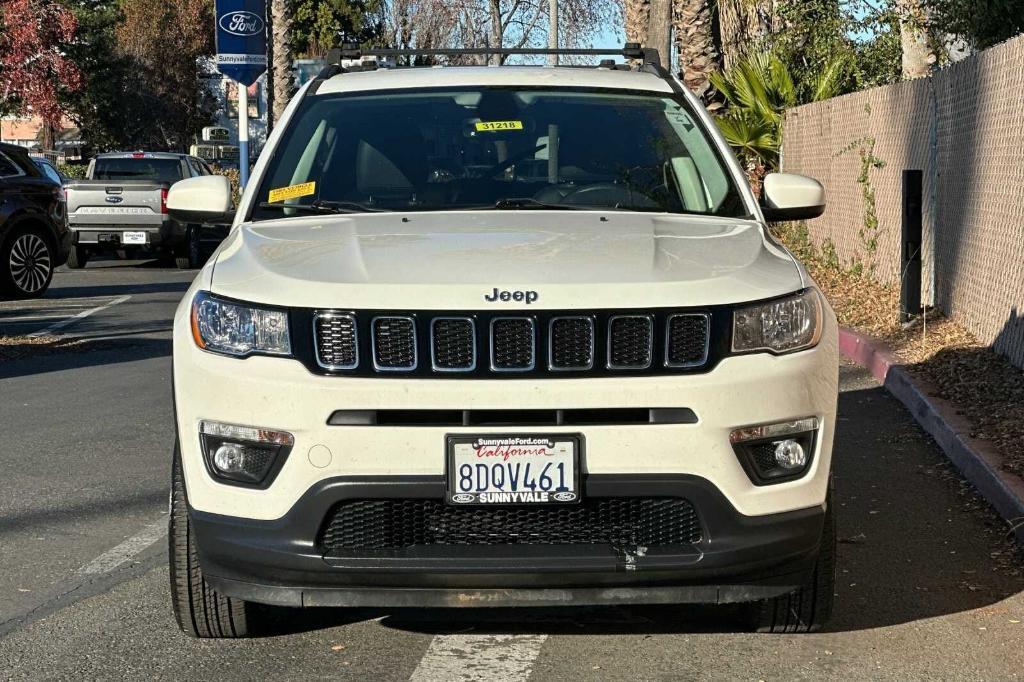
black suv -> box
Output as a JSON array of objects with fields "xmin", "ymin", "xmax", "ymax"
[{"xmin": 0, "ymin": 143, "xmax": 69, "ymax": 298}]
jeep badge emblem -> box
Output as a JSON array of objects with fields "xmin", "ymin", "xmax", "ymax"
[{"xmin": 484, "ymin": 288, "xmax": 538, "ymax": 304}]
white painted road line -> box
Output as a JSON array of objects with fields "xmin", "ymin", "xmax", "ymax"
[
  {"xmin": 27, "ymin": 295, "xmax": 131, "ymax": 338},
  {"xmin": 77, "ymin": 519, "xmax": 166, "ymax": 575},
  {"xmin": 409, "ymin": 634, "xmax": 548, "ymax": 682}
]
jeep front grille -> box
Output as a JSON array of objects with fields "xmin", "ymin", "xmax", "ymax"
[
  {"xmin": 372, "ymin": 316, "xmax": 417, "ymax": 370},
  {"xmin": 549, "ymin": 316, "xmax": 595, "ymax": 370},
  {"xmin": 310, "ymin": 308, "xmax": 714, "ymax": 377},
  {"xmin": 313, "ymin": 312, "xmax": 358, "ymax": 370},
  {"xmin": 491, "ymin": 317, "xmax": 536, "ymax": 371},
  {"xmin": 431, "ymin": 317, "xmax": 475, "ymax": 371},
  {"xmin": 608, "ymin": 315, "xmax": 653, "ymax": 369}
]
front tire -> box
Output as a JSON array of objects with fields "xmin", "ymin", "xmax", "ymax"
[
  {"xmin": 66, "ymin": 245, "xmax": 89, "ymax": 269},
  {"xmin": 174, "ymin": 226, "xmax": 200, "ymax": 270},
  {"xmin": 750, "ymin": 497, "xmax": 836, "ymax": 633},
  {"xmin": 1, "ymin": 226, "xmax": 55, "ymax": 298},
  {"xmin": 169, "ymin": 443, "xmax": 256, "ymax": 638}
]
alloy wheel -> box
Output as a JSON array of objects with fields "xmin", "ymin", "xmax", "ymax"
[{"xmin": 9, "ymin": 233, "xmax": 52, "ymax": 294}]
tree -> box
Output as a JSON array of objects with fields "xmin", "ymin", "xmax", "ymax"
[
  {"xmin": 675, "ymin": 0, "xmax": 718, "ymax": 98},
  {"xmin": 716, "ymin": 0, "xmax": 780, "ymax": 71},
  {"xmin": 293, "ymin": 0, "xmax": 382, "ymax": 57},
  {"xmin": 646, "ymin": 0, "xmax": 671, "ymax": 68},
  {"xmin": 710, "ymin": 50, "xmax": 847, "ymax": 170},
  {"xmin": 116, "ymin": 0, "xmax": 217, "ymax": 150},
  {"xmin": 922, "ymin": 0, "xmax": 1024, "ymax": 49},
  {"xmin": 0, "ymin": 0, "xmax": 82, "ymax": 124},
  {"xmin": 624, "ymin": 0, "xmax": 648, "ymax": 44},
  {"xmin": 270, "ymin": 0, "xmax": 296, "ymax": 122},
  {"xmin": 377, "ymin": 0, "xmax": 618, "ymax": 65},
  {"xmin": 896, "ymin": 0, "xmax": 936, "ymax": 78}
]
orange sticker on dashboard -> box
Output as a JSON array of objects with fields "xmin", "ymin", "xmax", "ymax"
[
  {"xmin": 475, "ymin": 120, "xmax": 524, "ymax": 132},
  {"xmin": 268, "ymin": 181, "xmax": 316, "ymax": 203}
]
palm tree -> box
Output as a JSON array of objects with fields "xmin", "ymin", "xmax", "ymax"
[
  {"xmin": 624, "ymin": 0, "xmax": 649, "ymax": 44},
  {"xmin": 710, "ymin": 50, "xmax": 847, "ymax": 170},
  {"xmin": 270, "ymin": 0, "xmax": 296, "ymax": 123},
  {"xmin": 675, "ymin": 0, "xmax": 719, "ymax": 98}
]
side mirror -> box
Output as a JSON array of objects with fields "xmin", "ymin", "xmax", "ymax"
[
  {"xmin": 167, "ymin": 175, "xmax": 234, "ymax": 225},
  {"xmin": 761, "ymin": 173, "xmax": 825, "ymax": 222}
]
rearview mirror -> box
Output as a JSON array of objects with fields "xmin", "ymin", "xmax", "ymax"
[
  {"xmin": 761, "ymin": 173, "xmax": 825, "ymax": 222},
  {"xmin": 167, "ymin": 175, "xmax": 234, "ymax": 225}
]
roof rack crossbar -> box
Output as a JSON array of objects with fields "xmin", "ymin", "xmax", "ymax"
[{"xmin": 326, "ymin": 43, "xmax": 662, "ymax": 68}]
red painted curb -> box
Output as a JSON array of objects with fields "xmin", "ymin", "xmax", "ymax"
[
  {"xmin": 838, "ymin": 326, "xmax": 1024, "ymax": 541},
  {"xmin": 837, "ymin": 327, "xmax": 899, "ymax": 383}
]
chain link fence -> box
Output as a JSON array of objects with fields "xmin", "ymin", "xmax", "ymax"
[{"xmin": 782, "ymin": 34, "xmax": 1024, "ymax": 370}]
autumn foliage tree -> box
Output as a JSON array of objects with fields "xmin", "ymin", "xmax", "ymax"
[
  {"xmin": 115, "ymin": 0, "xmax": 217, "ymax": 151},
  {"xmin": 0, "ymin": 0, "xmax": 82, "ymax": 125}
]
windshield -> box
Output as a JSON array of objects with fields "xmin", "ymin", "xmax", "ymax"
[
  {"xmin": 93, "ymin": 158, "xmax": 183, "ymax": 183},
  {"xmin": 250, "ymin": 87, "xmax": 748, "ymax": 220}
]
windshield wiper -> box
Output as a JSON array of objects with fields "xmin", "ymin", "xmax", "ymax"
[{"xmin": 257, "ymin": 200, "xmax": 387, "ymax": 215}]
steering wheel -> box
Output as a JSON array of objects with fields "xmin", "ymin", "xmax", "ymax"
[
  {"xmin": 476, "ymin": 144, "xmax": 548, "ymax": 179},
  {"xmin": 561, "ymin": 182, "xmax": 661, "ymax": 209}
]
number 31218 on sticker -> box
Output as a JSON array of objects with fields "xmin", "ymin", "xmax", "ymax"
[{"xmin": 475, "ymin": 121, "xmax": 524, "ymax": 132}]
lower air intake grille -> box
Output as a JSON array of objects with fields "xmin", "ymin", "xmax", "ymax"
[
  {"xmin": 320, "ymin": 497, "xmax": 702, "ymax": 551},
  {"xmin": 372, "ymin": 317, "xmax": 417, "ymax": 370},
  {"xmin": 314, "ymin": 313, "xmax": 358, "ymax": 369}
]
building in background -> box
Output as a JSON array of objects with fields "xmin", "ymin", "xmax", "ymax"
[{"xmin": 0, "ymin": 115, "xmax": 84, "ymax": 162}]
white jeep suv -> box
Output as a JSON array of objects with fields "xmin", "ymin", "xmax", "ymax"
[{"xmin": 166, "ymin": 45, "xmax": 837, "ymax": 638}]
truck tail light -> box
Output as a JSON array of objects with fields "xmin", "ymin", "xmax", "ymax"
[{"xmin": 160, "ymin": 187, "xmax": 168, "ymax": 214}]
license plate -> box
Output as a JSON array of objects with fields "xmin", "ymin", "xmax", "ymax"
[
  {"xmin": 122, "ymin": 231, "xmax": 147, "ymax": 245},
  {"xmin": 446, "ymin": 434, "xmax": 580, "ymax": 505}
]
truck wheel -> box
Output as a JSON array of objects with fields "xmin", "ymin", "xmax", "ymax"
[
  {"xmin": 750, "ymin": 498, "xmax": 836, "ymax": 633},
  {"xmin": 169, "ymin": 443, "xmax": 256, "ymax": 638},
  {"xmin": 175, "ymin": 226, "xmax": 201, "ymax": 270},
  {"xmin": 66, "ymin": 245, "xmax": 89, "ymax": 269},
  {"xmin": 1, "ymin": 226, "xmax": 55, "ymax": 299}
]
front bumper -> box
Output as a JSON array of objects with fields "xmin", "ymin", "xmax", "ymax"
[{"xmin": 193, "ymin": 474, "xmax": 827, "ymax": 608}]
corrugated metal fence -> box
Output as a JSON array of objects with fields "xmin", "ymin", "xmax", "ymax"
[{"xmin": 782, "ymin": 34, "xmax": 1024, "ymax": 369}]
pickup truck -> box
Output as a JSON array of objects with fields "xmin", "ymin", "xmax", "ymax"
[{"xmin": 64, "ymin": 152, "xmax": 219, "ymax": 269}]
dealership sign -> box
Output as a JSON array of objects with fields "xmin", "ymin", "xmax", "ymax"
[{"xmin": 214, "ymin": 0, "xmax": 267, "ymax": 86}]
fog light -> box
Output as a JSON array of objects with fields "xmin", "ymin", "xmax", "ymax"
[
  {"xmin": 773, "ymin": 439, "xmax": 807, "ymax": 470},
  {"xmin": 213, "ymin": 443, "xmax": 246, "ymax": 473},
  {"xmin": 199, "ymin": 420, "xmax": 294, "ymax": 488}
]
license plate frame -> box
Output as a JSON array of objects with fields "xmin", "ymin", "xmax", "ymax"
[
  {"xmin": 445, "ymin": 434, "xmax": 582, "ymax": 506},
  {"xmin": 122, "ymin": 231, "xmax": 147, "ymax": 245}
]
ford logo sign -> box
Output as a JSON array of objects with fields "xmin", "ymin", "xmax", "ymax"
[
  {"xmin": 553, "ymin": 492, "xmax": 577, "ymax": 502},
  {"xmin": 218, "ymin": 11, "xmax": 264, "ymax": 37},
  {"xmin": 105, "ymin": 196, "xmax": 123, "ymax": 204},
  {"xmin": 451, "ymin": 493, "xmax": 475, "ymax": 504}
]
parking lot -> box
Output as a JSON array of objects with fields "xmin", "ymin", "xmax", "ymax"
[{"xmin": 1, "ymin": 260, "xmax": 1022, "ymax": 680}]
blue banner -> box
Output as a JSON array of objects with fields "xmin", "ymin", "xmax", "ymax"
[{"xmin": 214, "ymin": 0, "xmax": 267, "ymax": 86}]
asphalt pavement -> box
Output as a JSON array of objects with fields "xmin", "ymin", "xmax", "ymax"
[{"xmin": 1, "ymin": 260, "xmax": 1022, "ymax": 680}]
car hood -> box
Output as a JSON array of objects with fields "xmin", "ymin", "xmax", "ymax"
[{"xmin": 210, "ymin": 211, "xmax": 804, "ymax": 309}]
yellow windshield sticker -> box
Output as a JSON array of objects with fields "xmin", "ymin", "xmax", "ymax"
[
  {"xmin": 475, "ymin": 120, "xmax": 524, "ymax": 132},
  {"xmin": 268, "ymin": 181, "xmax": 316, "ymax": 203}
]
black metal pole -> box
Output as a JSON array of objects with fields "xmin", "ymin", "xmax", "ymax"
[{"xmin": 901, "ymin": 169, "xmax": 923, "ymax": 323}]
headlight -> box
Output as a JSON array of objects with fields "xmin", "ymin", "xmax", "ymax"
[
  {"xmin": 190, "ymin": 291, "xmax": 291, "ymax": 357},
  {"xmin": 732, "ymin": 289, "xmax": 822, "ymax": 354}
]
